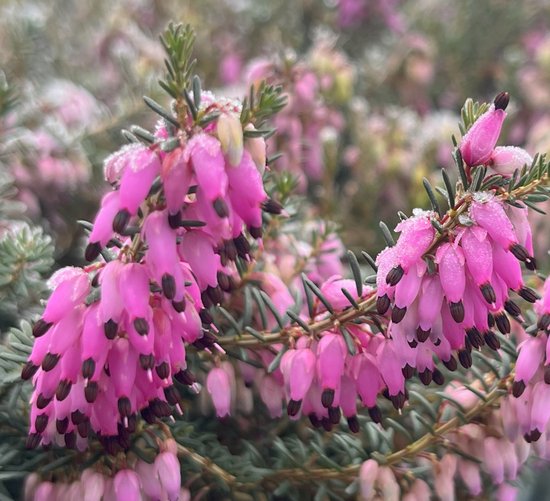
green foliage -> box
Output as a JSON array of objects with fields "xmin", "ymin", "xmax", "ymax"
[{"xmin": 158, "ymin": 23, "xmax": 197, "ymax": 99}]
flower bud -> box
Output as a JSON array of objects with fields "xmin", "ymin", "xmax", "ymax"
[
  {"xmin": 217, "ymin": 112, "xmax": 244, "ymax": 167},
  {"xmin": 460, "ymin": 103, "xmax": 506, "ymax": 166}
]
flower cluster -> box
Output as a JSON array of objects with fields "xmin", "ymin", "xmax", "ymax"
[
  {"xmin": 504, "ymin": 277, "xmax": 550, "ymax": 442},
  {"xmin": 246, "ymin": 39, "xmax": 353, "ymax": 190},
  {"xmin": 24, "ymin": 89, "xmax": 276, "ymax": 452},
  {"xmin": 25, "ymin": 439, "xmax": 184, "ymax": 501}
]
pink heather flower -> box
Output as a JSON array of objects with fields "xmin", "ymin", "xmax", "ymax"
[
  {"xmin": 359, "ymin": 459, "xmax": 378, "ymax": 500},
  {"xmin": 103, "ymin": 144, "xmax": 137, "ymax": 185},
  {"xmin": 459, "ymin": 226, "xmax": 493, "ymax": 291},
  {"xmin": 188, "ymin": 133, "xmax": 228, "ymax": 202},
  {"xmin": 530, "ymin": 381, "xmax": 550, "ymax": 434},
  {"xmin": 135, "ymin": 460, "xmax": 164, "ymax": 500},
  {"xmin": 458, "ymin": 458, "xmax": 482, "ymax": 496},
  {"xmin": 41, "ymin": 267, "xmax": 90, "ymax": 325},
  {"xmin": 417, "ymin": 275, "xmax": 444, "ymax": 334},
  {"xmin": 288, "ymin": 348, "xmax": 316, "ymax": 403},
  {"xmin": 393, "ymin": 263, "xmax": 424, "ymax": 312},
  {"xmin": 87, "ymin": 191, "xmax": 120, "ymax": 258},
  {"xmin": 435, "ymin": 242, "xmax": 466, "ymax": 321},
  {"xmin": 118, "ymin": 146, "xmax": 161, "ymax": 217},
  {"xmin": 113, "ymin": 469, "xmax": 141, "ymax": 501},
  {"xmin": 377, "ymin": 340, "xmax": 405, "ymax": 400},
  {"xmin": 460, "ymin": 95, "xmax": 508, "ymax": 167},
  {"xmin": 393, "ymin": 210, "xmax": 435, "ymax": 273},
  {"xmin": 81, "ymin": 469, "xmax": 106, "ymax": 501},
  {"xmin": 317, "ymin": 333, "xmax": 346, "ymax": 397},
  {"xmin": 470, "ymin": 194, "xmax": 518, "ymax": 250},
  {"xmin": 355, "ymin": 354, "xmax": 384, "ymax": 409},
  {"xmin": 496, "ymin": 484, "xmax": 518, "ymax": 501},
  {"xmin": 143, "ymin": 210, "xmax": 184, "ymax": 300},
  {"xmin": 161, "ymin": 147, "xmax": 192, "ymax": 216},
  {"xmin": 227, "ymin": 150, "xmax": 267, "ymax": 231},
  {"xmin": 155, "ymin": 451, "xmax": 181, "ymax": 501},
  {"xmin": 483, "ymin": 437, "xmax": 505, "ymax": 484},
  {"xmin": 320, "ymin": 277, "xmax": 363, "ymax": 311},
  {"xmin": 33, "ymin": 482, "xmax": 56, "ymax": 501},
  {"xmin": 206, "ymin": 366, "xmax": 232, "ymax": 417},
  {"xmin": 489, "ymin": 146, "xmax": 533, "ymax": 176},
  {"xmin": 179, "ymin": 230, "xmax": 220, "ymax": 290},
  {"xmin": 259, "ymin": 374, "xmax": 284, "ymax": 417},
  {"xmin": 434, "ymin": 454, "xmax": 457, "ymax": 501},
  {"xmin": 514, "ymin": 335, "xmax": 545, "ymax": 387}
]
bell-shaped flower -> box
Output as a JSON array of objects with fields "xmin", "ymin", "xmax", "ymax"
[
  {"xmin": 188, "ymin": 133, "xmax": 228, "ymax": 202},
  {"xmin": 489, "ymin": 146, "xmax": 532, "ymax": 176},
  {"xmin": 317, "ymin": 333, "xmax": 346, "ymax": 395},
  {"xmin": 118, "ymin": 146, "xmax": 160, "ymax": 216},
  {"xmin": 113, "ymin": 469, "xmax": 141, "ymax": 501},
  {"xmin": 436, "ymin": 243, "xmax": 466, "ymax": 322},
  {"xmin": 206, "ymin": 366, "xmax": 232, "ymax": 417},
  {"xmin": 161, "ymin": 147, "xmax": 193, "ymax": 216},
  {"xmin": 42, "ymin": 267, "xmax": 90, "ymax": 325},
  {"xmin": 155, "ymin": 451, "xmax": 181, "ymax": 501}
]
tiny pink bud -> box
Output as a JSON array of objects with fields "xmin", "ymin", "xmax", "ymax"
[
  {"xmin": 217, "ymin": 112, "xmax": 244, "ymax": 167},
  {"xmin": 489, "ymin": 146, "xmax": 532, "ymax": 176}
]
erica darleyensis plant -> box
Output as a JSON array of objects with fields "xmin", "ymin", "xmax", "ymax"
[
  {"xmin": 3, "ymin": 22, "xmax": 549, "ymax": 501},
  {"xmin": 24, "ymin": 24, "xmax": 285, "ymax": 455}
]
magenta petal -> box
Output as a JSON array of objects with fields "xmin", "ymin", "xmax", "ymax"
[
  {"xmin": 206, "ymin": 367, "xmax": 231, "ymax": 417},
  {"xmin": 436, "ymin": 243, "xmax": 466, "ymax": 303},
  {"xmin": 470, "ymin": 194, "xmax": 517, "ymax": 249},
  {"xmin": 119, "ymin": 147, "xmax": 160, "ymax": 215},
  {"xmin": 43, "ymin": 268, "xmax": 90, "ymax": 323},
  {"xmin": 188, "ymin": 133, "xmax": 228, "ymax": 202},
  {"xmin": 113, "ymin": 470, "xmax": 141, "ymax": 501},
  {"xmin": 108, "ymin": 337, "xmax": 138, "ymax": 398},
  {"xmin": 98, "ymin": 261, "xmax": 124, "ymax": 323},
  {"xmin": 289, "ymin": 348, "xmax": 316, "ymax": 401},
  {"xmin": 317, "ymin": 333, "xmax": 346, "ymax": 390},
  {"xmin": 418, "ymin": 276, "xmax": 443, "ymax": 330},
  {"xmin": 393, "ymin": 211, "xmax": 435, "ymax": 272},
  {"xmin": 460, "ymin": 227, "xmax": 493, "ymax": 286},
  {"xmin": 162, "ymin": 148, "xmax": 193, "ymax": 214},
  {"xmin": 180, "ymin": 231, "xmax": 219, "ymax": 289},
  {"xmin": 394, "ymin": 266, "xmax": 423, "ymax": 309},
  {"xmin": 119, "ymin": 263, "xmax": 151, "ymax": 319},
  {"xmin": 89, "ymin": 191, "xmax": 120, "ymax": 246}
]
